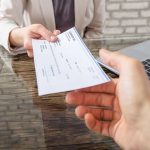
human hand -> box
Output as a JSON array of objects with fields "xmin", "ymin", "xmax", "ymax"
[
  {"xmin": 9, "ymin": 24, "xmax": 60, "ymax": 57},
  {"xmin": 66, "ymin": 49, "xmax": 150, "ymax": 149}
]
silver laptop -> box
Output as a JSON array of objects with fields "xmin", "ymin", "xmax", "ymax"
[
  {"xmin": 96, "ymin": 40, "xmax": 150, "ymax": 79},
  {"xmin": 118, "ymin": 40, "xmax": 150, "ymax": 61}
]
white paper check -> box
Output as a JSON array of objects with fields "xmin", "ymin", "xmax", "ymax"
[{"xmin": 32, "ymin": 27, "xmax": 110, "ymax": 96}]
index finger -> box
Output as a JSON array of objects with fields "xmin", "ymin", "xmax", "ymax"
[
  {"xmin": 77, "ymin": 79, "xmax": 117, "ymax": 94},
  {"xmin": 32, "ymin": 24, "xmax": 58, "ymax": 42}
]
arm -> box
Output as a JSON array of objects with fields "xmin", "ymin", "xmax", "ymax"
[
  {"xmin": 84, "ymin": 0, "xmax": 105, "ymax": 38},
  {"xmin": 0, "ymin": 0, "xmax": 60, "ymax": 57},
  {"xmin": 9, "ymin": 25, "xmax": 60, "ymax": 57},
  {"xmin": 0, "ymin": 0, "xmax": 27, "ymax": 54}
]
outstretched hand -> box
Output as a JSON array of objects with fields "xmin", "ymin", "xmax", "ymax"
[
  {"xmin": 66, "ymin": 49, "xmax": 150, "ymax": 149},
  {"xmin": 9, "ymin": 24, "xmax": 60, "ymax": 57}
]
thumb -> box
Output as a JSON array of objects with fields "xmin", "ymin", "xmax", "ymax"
[
  {"xmin": 99, "ymin": 49, "xmax": 132, "ymax": 74},
  {"xmin": 24, "ymin": 38, "xmax": 33, "ymax": 58}
]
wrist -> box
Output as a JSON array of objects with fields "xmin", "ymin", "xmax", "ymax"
[{"xmin": 9, "ymin": 27, "xmax": 24, "ymax": 47}]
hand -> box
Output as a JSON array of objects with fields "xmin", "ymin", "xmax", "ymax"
[
  {"xmin": 9, "ymin": 24, "xmax": 60, "ymax": 57},
  {"xmin": 66, "ymin": 49, "xmax": 150, "ymax": 149}
]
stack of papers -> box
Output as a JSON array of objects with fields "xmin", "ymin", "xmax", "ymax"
[{"xmin": 32, "ymin": 27, "xmax": 110, "ymax": 96}]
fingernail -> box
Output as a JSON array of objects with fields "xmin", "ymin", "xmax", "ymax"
[
  {"xmin": 54, "ymin": 30, "xmax": 61, "ymax": 35},
  {"xmin": 50, "ymin": 36, "xmax": 57, "ymax": 41}
]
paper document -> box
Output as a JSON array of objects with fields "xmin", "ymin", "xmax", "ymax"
[{"xmin": 32, "ymin": 27, "xmax": 110, "ymax": 96}]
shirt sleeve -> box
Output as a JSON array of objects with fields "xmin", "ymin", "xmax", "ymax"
[
  {"xmin": 84, "ymin": 0, "xmax": 105, "ymax": 39},
  {"xmin": 0, "ymin": 0, "xmax": 27, "ymax": 54}
]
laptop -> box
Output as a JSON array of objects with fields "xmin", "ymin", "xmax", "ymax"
[{"xmin": 96, "ymin": 40, "xmax": 150, "ymax": 79}]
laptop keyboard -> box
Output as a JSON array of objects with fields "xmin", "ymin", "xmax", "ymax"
[{"xmin": 142, "ymin": 59, "xmax": 150, "ymax": 79}]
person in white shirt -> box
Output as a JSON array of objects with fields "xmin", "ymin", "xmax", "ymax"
[{"xmin": 0, "ymin": 0, "xmax": 105, "ymax": 57}]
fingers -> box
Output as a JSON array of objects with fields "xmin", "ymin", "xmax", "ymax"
[
  {"xmin": 23, "ymin": 25, "xmax": 61, "ymax": 57},
  {"xmin": 75, "ymin": 106, "xmax": 113, "ymax": 121},
  {"xmin": 31, "ymin": 24, "xmax": 53, "ymax": 41},
  {"xmin": 53, "ymin": 30, "xmax": 61, "ymax": 36},
  {"xmin": 27, "ymin": 50, "xmax": 33, "ymax": 58},
  {"xmin": 99, "ymin": 49, "xmax": 123, "ymax": 71},
  {"xmin": 84, "ymin": 113, "xmax": 111, "ymax": 136},
  {"xmin": 31, "ymin": 24, "xmax": 60, "ymax": 42},
  {"xmin": 50, "ymin": 30, "xmax": 61, "ymax": 41},
  {"xmin": 77, "ymin": 80, "xmax": 117, "ymax": 94},
  {"xmin": 23, "ymin": 38, "xmax": 33, "ymax": 57},
  {"xmin": 66, "ymin": 91, "xmax": 114, "ymax": 107},
  {"xmin": 99, "ymin": 49, "xmax": 150, "ymax": 90},
  {"xmin": 99, "ymin": 49, "xmax": 150, "ymax": 87},
  {"xmin": 99, "ymin": 49, "xmax": 144, "ymax": 76},
  {"xmin": 99, "ymin": 49, "xmax": 150, "ymax": 113}
]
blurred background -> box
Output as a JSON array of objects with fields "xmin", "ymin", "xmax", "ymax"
[
  {"xmin": 105, "ymin": 0, "xmax": 150, "ymax": 38},
  {"xmin": 0, "ymin": 0, "xmax": 150, "ymax": 38}
]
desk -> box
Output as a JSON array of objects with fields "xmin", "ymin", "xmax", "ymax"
[{"xmin": 0, "ymin": 38, "xmax": 148, "ymax": 150}]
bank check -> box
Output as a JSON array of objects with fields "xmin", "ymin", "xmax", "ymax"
[{"xmin": 32, "ymin": 27, "xmax": 110, "ymax": 96}]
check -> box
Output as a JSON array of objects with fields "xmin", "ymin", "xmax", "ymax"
[{"xmin": 32, "ymin": 27, "xmax": 110, "ymax": 96}]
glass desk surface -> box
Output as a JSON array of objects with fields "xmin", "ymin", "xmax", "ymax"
[{"xmin": 0, "ymin": 37, "xmax": 149, "ymax": 150}]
